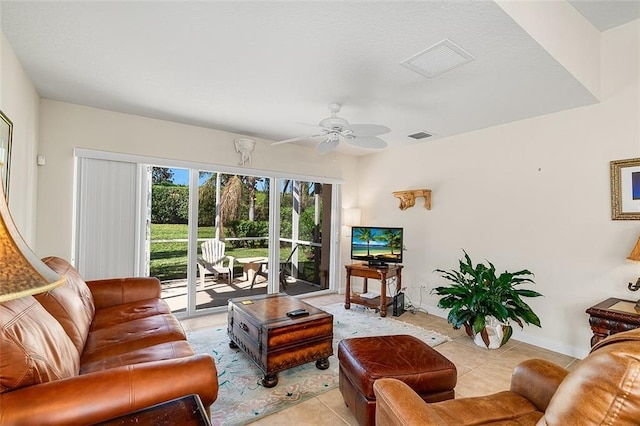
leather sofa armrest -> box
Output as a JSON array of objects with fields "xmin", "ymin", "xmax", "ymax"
[
  {"xmin": 510, "ymin": 358, "xmax": 568, "ymax": 412},
  {"xmin": 0, "ymin": 354, "xmax": 217, "ymax": 426},
  {"xmin": 86, "ymin": 277, "xmax": 161, "ymax": 308},
  {"xmin": 374, "ymin": 378, "xmax": 446, "ymax": 425}
]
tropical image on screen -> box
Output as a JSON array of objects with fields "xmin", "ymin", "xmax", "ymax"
[{"xmin": 351, "ymin": 226, "xmax": 403, "ymax": 264}]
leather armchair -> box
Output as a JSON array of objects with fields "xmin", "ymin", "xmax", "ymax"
[{"xmin": 374, "ymin": 328, "xmax": 640, "ymax": 425}]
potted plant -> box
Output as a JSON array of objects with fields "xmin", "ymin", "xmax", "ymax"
[{"xmin": 432, "ymin": 251, "xmax": 542, "ymax": 349}]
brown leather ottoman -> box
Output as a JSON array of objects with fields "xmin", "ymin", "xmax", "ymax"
[{"xmin": 338, "ymin": 334, "xmax": 457, "ymax": 426}]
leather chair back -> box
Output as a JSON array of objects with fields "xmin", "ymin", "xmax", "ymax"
[{"xmin": 541, "ymin": 328, "xmax": 640, "ymax": 425}]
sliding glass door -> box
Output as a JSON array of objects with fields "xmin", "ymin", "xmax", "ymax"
[
  {"xmin": 279, "ymin": 180, "xmax": 332, "ymax": 296},
  {"xmin": 193, "ymin": 171, "xmax": 271, "ymax": 311},
  {"xmin": 74, "ymin": 149, "xmax": 341, "ymax": 318}
]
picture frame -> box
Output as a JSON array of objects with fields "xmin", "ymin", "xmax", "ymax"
[
  {"xmin": 611, "ymin": 157, "xmax": 640, "ymax": 220},
  {"xmin": 0, "ymin": 110, "xmax": 12, "ymax": 200}
]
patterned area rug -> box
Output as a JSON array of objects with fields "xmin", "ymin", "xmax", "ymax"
[{"xmin": 187, "ymin": 302, "xmax": 450, "ymax": 425}]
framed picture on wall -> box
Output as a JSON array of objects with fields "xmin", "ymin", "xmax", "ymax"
[
  {"xmin": 0, "ymin": 110, "xmax": 12, "ymax": 200},
  {"xmin": 611, "ymin": 157, "xmax": 640, "ymax": 220}
]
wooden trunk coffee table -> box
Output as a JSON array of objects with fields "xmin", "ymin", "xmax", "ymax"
[{"xmin": 227, "ymin": 293, "xmax": 333, "ymax": 387}]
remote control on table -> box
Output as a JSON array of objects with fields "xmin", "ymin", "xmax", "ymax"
[{"xmin": 286, "ymin": 309, "xmax": 309, "ymax": 318}]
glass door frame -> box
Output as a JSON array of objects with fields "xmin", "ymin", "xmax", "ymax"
[
  {"xmin": 182, "ymin": 172, "xmax": 341, "ymax": 316},
  {"xmin": 74, "ymin": 149, "xmax": 344, "ymax": 318}
]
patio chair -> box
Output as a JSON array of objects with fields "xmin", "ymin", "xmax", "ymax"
[
  {"xmin": 279, "ymin": 244, "xmax": 299, "ymax": 291},
  {"xmin": 197, "ymin": 239, "xmax": 235, "ymax": 286}
]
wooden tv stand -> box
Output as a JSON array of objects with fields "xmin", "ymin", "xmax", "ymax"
[{"xmin": 345, "ymin": 263, "xmax": 403, "ymax": 317}]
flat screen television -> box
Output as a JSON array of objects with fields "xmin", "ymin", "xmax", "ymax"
[{"xmin": 350, "ymin": 226, "xmax": 403, "ymax": 266}]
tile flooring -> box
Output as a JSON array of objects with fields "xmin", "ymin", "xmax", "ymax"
[{"xmin": 181, "ymin": 294, "xmax": 579, "ymax": 426}]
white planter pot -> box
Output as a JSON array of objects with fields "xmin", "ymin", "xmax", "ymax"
[{"xmin": 472, "ymin": 317, "xmax": 506, "ymax": 349}]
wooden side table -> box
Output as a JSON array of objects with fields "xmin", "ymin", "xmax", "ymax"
[
  {"xmin": 345, "ymin": 263, "xmax": 403, "ymax": 317},
  {"xmin": 586, "ymin": 297, "xmax": 640, "ymax": 347}
]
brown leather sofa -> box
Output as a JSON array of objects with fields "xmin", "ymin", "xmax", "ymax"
[
  {"xmin": 0, "ymin": 256, "xmax": 218, "ymax": 425},
  {"xmin": 373, "ymin": 327, "xmax": 640, "ymax": 425}
]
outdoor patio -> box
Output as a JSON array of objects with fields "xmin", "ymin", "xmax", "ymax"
[{"xmin": 161, "ymin": 273, "xmax": 321, "ymax": 313}]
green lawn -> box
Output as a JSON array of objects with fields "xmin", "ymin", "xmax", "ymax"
[{"xmin": 150, "ymin": 223, "xmax": 290, "ymax": 281}]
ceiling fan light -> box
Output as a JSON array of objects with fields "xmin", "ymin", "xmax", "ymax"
[{"xmin": 317, "ymin": 138, "xmax": 339, "ymax": 154}]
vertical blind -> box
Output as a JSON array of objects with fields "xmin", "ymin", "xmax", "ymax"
[{"xmin": 75, "ymin": 157, "xmax": 138, "ymax": 279}]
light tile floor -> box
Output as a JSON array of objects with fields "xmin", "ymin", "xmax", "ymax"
[{"xmin": 181, "ymin": 293, "xmax": 579, "ymax": 426}]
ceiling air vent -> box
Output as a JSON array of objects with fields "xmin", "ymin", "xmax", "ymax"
[
  {"xmin": 401, "ymin": 39, "xmax": 475, "ymax": 79},
  {"xmin": 408, "ymin": 131, "xmax": 433, "ymax": 140}
]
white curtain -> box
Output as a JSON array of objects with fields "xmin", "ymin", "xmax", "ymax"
[{"xmin": 75, "ymin": 157, "xmax": 138, "ymax": 279}]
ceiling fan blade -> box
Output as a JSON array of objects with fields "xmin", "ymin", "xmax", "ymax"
[
  {"xmin": 347, "ymin": 124, "xmax": 391, "ymax": 136},
  {"xmin": 272, "ymin": 133, "xmax": 325, "ymax": 146},
  {"xmin": 316, "ymin": 138, "xmax": 339, "ymax": 154},
  {"xmin": 347, "ymin": 135, "xmax": 388, "ymax": 149}
]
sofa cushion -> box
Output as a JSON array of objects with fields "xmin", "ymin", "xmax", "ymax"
[
  {"xmin": 37, "ymin": 256, "xmax": 95, "ymax": 354},
  {"xmin": 80, "ymin": 340, "xmax": 195, "ymax": 374},
  {"xmin": 80, "ymin": 314, "xmax": 187, "ymax": 365},
  {"xmin": 90, "ymin": 298, "xmax": 172, "ymax": 330},
  {"xmin": 0, "ymin": 296, "xmax": 79, "ymax": 393}
]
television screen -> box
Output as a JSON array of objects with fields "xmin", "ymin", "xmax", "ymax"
[{"xmin": 351, "ymin": 226, "xmax": 403, "ymax": 266}]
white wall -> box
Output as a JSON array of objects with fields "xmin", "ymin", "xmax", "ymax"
[
  {"xmin": 355, "ymin": 20, "xmax": 640, "ymax": 358},
  {"xmin": 0, "ymin": 32, "xmax": 41, "ymax": 245},
  {"xmin": 5, "ymin": 17, "xmax": 639, "ymax": 358},
  {"xmin": 36, "ymin": 100, "xmax": 358, "ymax": 259}
]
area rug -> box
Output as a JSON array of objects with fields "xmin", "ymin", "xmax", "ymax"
[{"xmin": 187, "ymin": 302, "xmax": 450, "ymax": 425}]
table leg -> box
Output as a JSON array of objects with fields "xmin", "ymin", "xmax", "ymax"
[
  {"xmin": 380, "ymin": 277, "xmax": 387, "ymax": 317},
  {"xmin": 261, "ymin": 373, "xmax": 278, "ymax": 388},
  {"xmin": 345, "ymin": 270, "xmax": 351, "ymax": 310},
  {"xmin": 315, "ymin": 358, "xmax": 330, "ymax": 370},
  {"xmin": 590, "ymin": 327, "xmax": 610, "ymax": 347}
]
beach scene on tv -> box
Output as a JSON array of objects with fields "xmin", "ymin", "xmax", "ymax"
[{"xmin": 351, "ymin": 227, "xmax": 403, "ymax": 263}]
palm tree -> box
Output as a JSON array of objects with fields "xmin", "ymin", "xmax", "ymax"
[
  {"xmin": 242, "ymin": 175, "xmax": 264, "ymax": 221},
  {"xmin": 353, "ymin": 227, "xmax": 373, "ymax": 256},
  {"xmin": 219, "ymin": 174, "xmax": 243, "ymax": 237},
  {"xmin": 380, "ymin": 229, "xmax": 402, "ymax": 255}
]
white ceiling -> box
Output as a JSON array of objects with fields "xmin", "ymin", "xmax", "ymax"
[
  {"xmin": 568, "ymin": 0, "xmax": 640, "ymax": 31},
  {"xmin": 1, "ymin": 1, "xmax": 637, "ymax": 156}
]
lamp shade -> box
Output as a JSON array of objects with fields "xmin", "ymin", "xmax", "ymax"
[
  {"xmin": 628, "ymin": 237, "xmax": 640, "ymax": 262},
  {"xmin": 0, "ymin": 185, "xmax": 64, "ymax": 302}
]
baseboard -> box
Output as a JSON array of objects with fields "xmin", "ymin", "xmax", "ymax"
[{"xmin": 420, "ymin": 303, "xmax": 589, "ymax": 359}]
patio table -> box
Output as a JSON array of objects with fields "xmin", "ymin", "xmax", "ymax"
[{"xmin": 237, "ymin": 257, "xmax": 268, "ymax": 288}]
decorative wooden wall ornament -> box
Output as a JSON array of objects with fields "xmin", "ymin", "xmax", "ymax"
[{"xmin": 392, "ymin": 189, "xmax": 432, "ymax": 210}]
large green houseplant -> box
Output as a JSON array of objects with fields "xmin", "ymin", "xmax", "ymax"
[{"xmin": 432, "ymin": 251, "xmax": 542, "ymax": 348}]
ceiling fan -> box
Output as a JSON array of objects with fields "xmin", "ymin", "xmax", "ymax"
[{"xmin": 272, "ymin": 103, "xmax": 390, "ymax": 153}]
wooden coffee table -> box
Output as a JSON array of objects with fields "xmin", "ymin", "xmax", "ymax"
[{"xmin": 227, "ymin": 293, "xmax": 333, "ymax": 387}]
